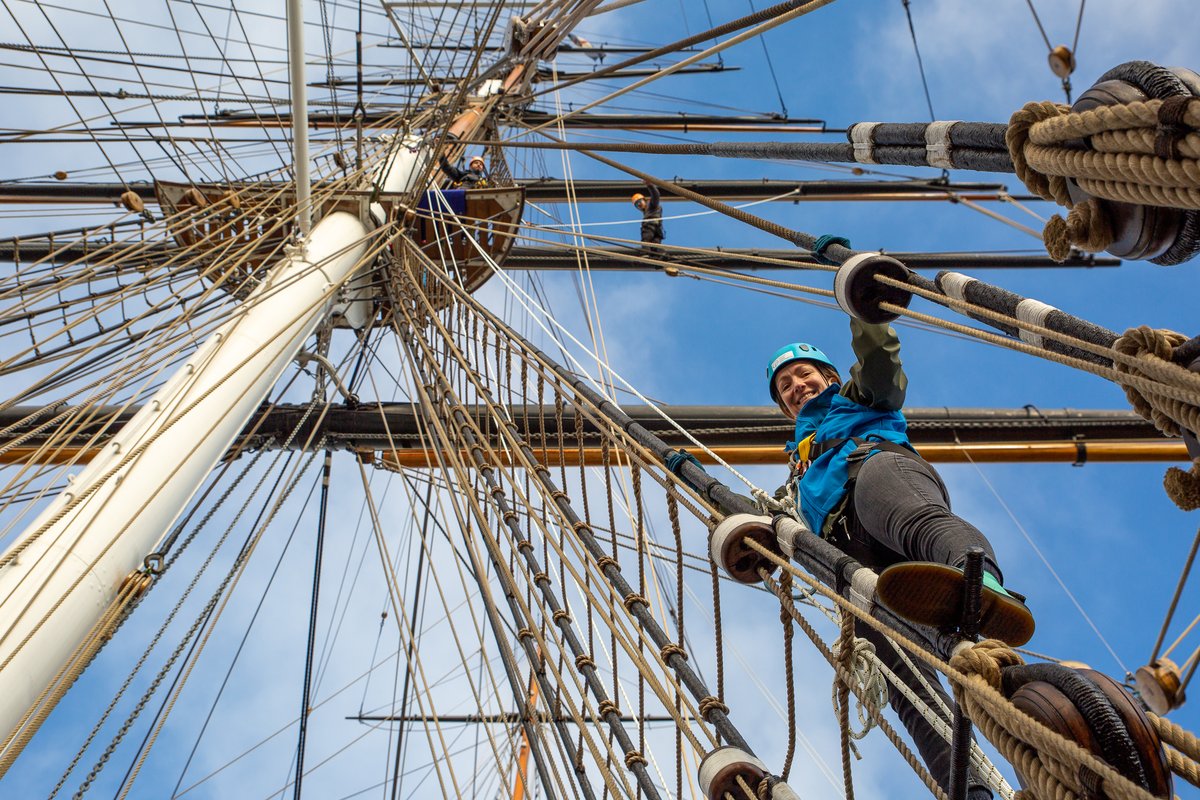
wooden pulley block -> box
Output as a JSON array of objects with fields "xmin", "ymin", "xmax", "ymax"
[
  {"xmin": 1011, "ymin": 679, "xmax": 1101, "ymax": 756},
  {"xmin": 119, "ymin": 190, "xmax": 144, "ymax": 213},
  {"xmin": 1135, "ymin": 657, "xmax": 1186, "ymax": 715},
  {"xmin": 833, "ymin": 252, "xmax": 912, "ymax": 324},
  {"xmin": 697, "ymin": 746, "xmax": 768, "ymax": 800},
  {"xmin": 1003, "ymin": 663, "xmax": 1172, "ymax": 798},
  {"xmin": 221, "ymin": 191, "xmax": 242, "ymax": 210},
  {"xmin": 1070, "ymin": 62, "xmax": 1200, "ymax": 264},
  {"xmin": 1049, "ymin": 45, "xmax": 1076, "ymax": 79},
  {"xmin": 180, "ymin": 187, "xmax": 209, "ymax": 208},
  {"xmin": 708, "ymin": 513, "xmax": 779, "ymax": 584},
  {"xmin": 1079, "ymin": 668, "xmax": 1173, "ymax": 797}
]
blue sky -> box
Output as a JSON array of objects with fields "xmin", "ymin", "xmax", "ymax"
[{"xmin": 1, "ymin": 0, "xmax": 1199, "ymax": 797}]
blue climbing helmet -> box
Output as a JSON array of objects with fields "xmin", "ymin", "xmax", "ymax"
[{"xmin": 766, "ymin": 342, "xmax": 836, "ymax": 403}]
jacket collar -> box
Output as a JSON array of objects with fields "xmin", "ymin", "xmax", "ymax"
[{"xmin": 785, "ymin": 382, "xmax": 840, "ymax": 452}]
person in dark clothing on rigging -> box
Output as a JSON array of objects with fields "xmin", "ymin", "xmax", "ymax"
[
  {"xmin": 763, "ymin": 318, "xmax": 1035, "ymax": 800},
  {"xmin": 438, "ymin": 153, "xmax": 488, "ymax": 188},
  {"xmin": 631, "ymin": 184, "xmax": 663, "ymax": 247}
]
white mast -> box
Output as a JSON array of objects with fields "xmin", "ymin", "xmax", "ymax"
[
  {"xmin": 287, "ymin": 0, "xmax": 312, "ymax": 238},
  {"xmin": 0, "ymin": 126, "xmax": 429, "ymax": 777}
]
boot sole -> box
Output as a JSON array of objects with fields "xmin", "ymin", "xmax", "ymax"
[{"xmin": 875, "ymin": 562, "xmax": 1035, "ymax": 647}]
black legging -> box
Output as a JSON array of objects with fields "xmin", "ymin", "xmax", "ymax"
[
  {"xmin": 843, "ymin": 450, "xmax": 1002, "ymax": 798},
  {"xmin": 849, "ymin": 450, "xmax": 1001, "ymax": 582}
]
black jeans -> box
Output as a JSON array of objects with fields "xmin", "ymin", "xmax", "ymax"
[{"xmin": 839, "ymin": 450, "xmax": 999, "ymax": 798}]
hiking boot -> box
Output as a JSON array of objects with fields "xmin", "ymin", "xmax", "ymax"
[{"xmin": 875, "ymin": 561, "xmax": 1035, "ymax": 647}]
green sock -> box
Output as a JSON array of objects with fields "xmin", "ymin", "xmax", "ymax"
[{"xmin": 981, "ymin": 571, "xmax": 1011, "ymax": 598}]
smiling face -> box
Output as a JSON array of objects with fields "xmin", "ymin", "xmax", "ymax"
[{"xmin": 773, "ymin": 360, "xmax": 832, "ymax": 419}]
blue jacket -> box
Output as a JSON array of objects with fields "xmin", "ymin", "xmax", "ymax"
[{"xmin": 783, "ymin": 321, "xmax": 914, "ymax": 534}]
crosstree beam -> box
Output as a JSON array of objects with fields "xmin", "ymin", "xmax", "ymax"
[
  {"xmin": 0, "ymin": 404, "xmax": 1182, "ymax": 465},
  {"xmin": 0, "ymin": 178, "xmax": 1038, "ymax": 206},
  {"xmin": 0, "ymin": 240, "xmax": 1117, "ymax": 271},
  {"xmin": 503, "ymin": 246, "xmax": 1120, "ymax": 271}
]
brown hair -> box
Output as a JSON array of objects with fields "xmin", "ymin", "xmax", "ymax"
[{"xmin": 815, "ymin": 363, "xmax": 842, "ymax": 386}]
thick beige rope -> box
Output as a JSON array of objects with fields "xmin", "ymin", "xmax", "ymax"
[
  {"xmin": 749, "ymin": 538, "xmax": 1171, "ymax": 800},
  {"xmin": 1006, "ymin": 97, "xmax": 1200, "ymax": 259},
  {"xmin": 1110, "ymin": 325, "xmax": 1200, "ymax": 510},
  {"xmin": 950, "ymin": 640, "xmax": 1164, "ymax": 800},
  {"xmin": 1111, "ymin": 326, "xmax": 1197, "ymax": 436}
]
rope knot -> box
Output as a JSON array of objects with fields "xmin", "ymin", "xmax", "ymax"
[
  {"xmin": 698, "ymin": 695, "xmax": 729, "ymax": 720},
  {"xmin": 622, "ymin": 592, "xmax": 648, "ymax": 612},
  {"xmin": 1164, "ymin": 458, "xmax": 1200, "ymax": 511},
  {"xmin": 660, "ymin": 642, "xmax": 688, "ymax": 663},
  {"xmin": 949, "ymin": 639, "xmax": 1025, "ymax": 691},
  {"xmin": 1042, "ymin": 198, "xmax": 1115, "ymax": 262}
]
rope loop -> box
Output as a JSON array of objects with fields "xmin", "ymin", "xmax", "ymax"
[
  {"xmin": 517, "ymin": 627, "xmax": 536, "ymax": 642},
  {"xmin": 698, "ymin": 695, "xmax": 729, "ymax": 720},
  {"xmin": 533, "ymin": 571, "xmax": 550, "ymax": 585},
  {"xmin": 552, "ymin": 608, "xmax": 571, "ymax": 623},
  {"xmin": 949, "ymin": 639, "xmax": 1025, "ymax": 691},
  {"xmin": 624, "ymin": 750, "xmax": 647, "ymax": 769},
  {"xmin": 1007, "ymin": 100, "xmax": 1074, "ymax": 206},
  {"xmin": 597, "ymin": 699, "xmax": 620, "ymax": 718},
  {"xmin": 756, "ymin": 777, "xmax": 772, "ymax": 800},
  {"xmin": 574, "ymin": 654, "xmax": 595, "ymax": 671},
  {"xmin": 1113, "ymin": 325, "xmax": 1200, "ymax": 439}
]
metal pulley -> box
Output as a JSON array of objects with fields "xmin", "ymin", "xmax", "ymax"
[
  {"xmin": 1135, "ymin": 657, "xmax": 1186, "ymax": 715},
  {"xmin": 708, "ymin": 514, "xmax": 780, "ymax": 584},
  {"xmin": 1048, "ymin": 45, "xmax": 1076, "ymax": 79},
  {"xmin": 1070, "ymin": 62, "xmax": 1200, "ymax": 264}
]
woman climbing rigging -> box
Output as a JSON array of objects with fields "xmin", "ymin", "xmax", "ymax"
[
  {"xmin": 767, "ymin": 320, "xmax": 1034, "ymax": 644},
  {"xmin": 766, "ymin": 318, "xmax": 1035, "ymax": 800}
]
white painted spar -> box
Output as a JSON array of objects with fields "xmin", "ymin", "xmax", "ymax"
[
  {"xmin": 286, "ymin": 0, "xmax": 311, "ymax": 237},
  {"xmin": 0, "ymin": 210, "xmax": 371, "ymax": 747}
]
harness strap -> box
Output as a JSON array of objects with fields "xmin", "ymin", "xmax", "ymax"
[
  {"xmin": 844, "ymin": 439, "xmax": 920, "ymax": 483},
  {"xmin": 807, "ymin": 436, "xmax": 920, "ymax": 476}
]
